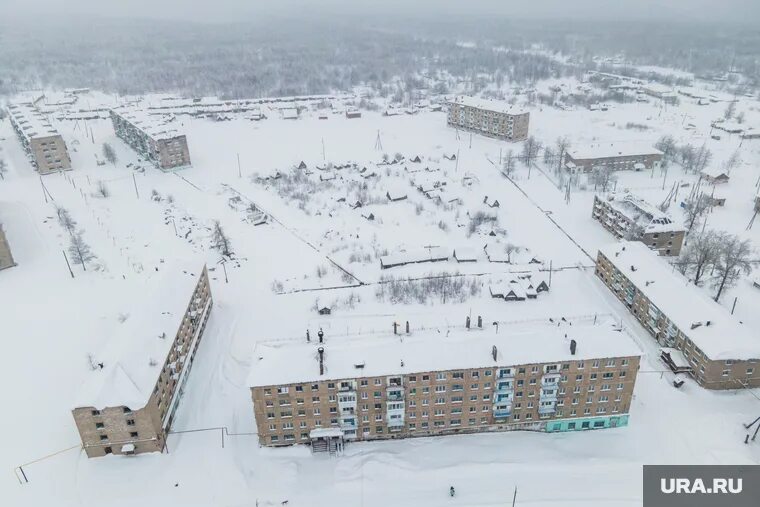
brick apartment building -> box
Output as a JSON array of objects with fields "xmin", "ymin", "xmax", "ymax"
[
  {"xmin": 248, "ymin": 323, "xmax": 640, "ymax": 450},
  {"xmin": 446, "ymin": 95, "xmax": 529, "ymax": 142},
  {"xmin": 0, "ymin": 222, "xmax": 15, "ymax": 270},
  {"xmin": 592, "ymin": 193, "xmax": 685, "ymax": 256},
  {"xmin": 72, "ymin": 262, "xmax": 212, "ymax": 457},
  {"xmin": 109, "ymin": 107, "xmax": 191, "ymax": 170},
  {"xmin": 565, "ymin": 143, "xmax": 663, "ymax": 173},
  {"xmin": 596, "ymin": 241, "xmax": 760, "ymax": 390},
  {"xmin": 7, "ymin": 102, "xmax": 72, "ymax": 175}
]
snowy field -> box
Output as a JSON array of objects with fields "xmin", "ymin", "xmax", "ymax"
[{"xmin": 2, "ymin": 84, "xmax": 760, "ymax": 506}]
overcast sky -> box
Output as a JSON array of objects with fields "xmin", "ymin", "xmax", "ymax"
[{"xmin": 0, "ymin": 0, "xmax": 757, "ymax": 24}]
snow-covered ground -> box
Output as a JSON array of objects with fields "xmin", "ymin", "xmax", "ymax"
[{"xmin": 2, "ymin": 83, "xmax": 760, "ymax": 506}]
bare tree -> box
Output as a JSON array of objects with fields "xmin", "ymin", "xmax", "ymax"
[
  {"xmin": 503, "ymin": 149, "xmax": 516, "ymax": 176},
  {"xmin": 55, "ymin": 206, "xmax": 77, "ymax": 236},
  {"xmin": 693, "ymin": 145, "xmax": 712, "ymax": 174},
  {"xmin": 95, "ymin": 180, "xmax": 110, "ymax": 198},
  {"xmin": 684, "ymin": 193, "xmax": 711, "ymax": 233},
  {"xmin": 0, "ymin": 159, "xmax": 7, "ymax": 180},
  {"xmin": 713, "ymin": 235, "xmax": 754, "ymax": 301},
  {"xmin": 590, "ymin": 166, "xmax": 617, "ymax": 192},
  {"xmin": 520, "ymin": 136, "xmax": 542, "ymax": 166},
  {"xmin": 555, "ymin": 136, "xmax": 570, "ymax": 174},
  {"xmin": 504, "ymin": 243, "xmax": 522, "ymax": 263},
  {"xmin": 724, "ymin": 150, "xmax": 741, "ymax": 174},
  {"xmin": 723, "ymin": 101, "xmax": 736, "ymax": 120},
  {"xmin": 68, "ymin": 230, "xmax": 95, "ymax": 271},
  {"xmin": 655, "ymin": 136, "xmax": 677, "ymax": 161},
  {"xmin": 679, "ymin": 230, "xmax": 721, "ymax": 286},
  {"xmin": 542, "ymin": 146, "xmax": 555, "ymax": 165},
  {"xmin": 679, "ymin": 144, "xmax": 696, "ymax": 172},
  {"xmin": 102, "ymin": 142, "xmax": 118, "ymax": 165},
  {"xmin": 212, "ymin": 220, "xmax": 233, "ymax": 257}
]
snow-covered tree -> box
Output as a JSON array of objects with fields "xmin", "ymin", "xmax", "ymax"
[
  {"xmin": 55, "ymin": 206, "xmax": 77, "ymax": 236},
  {"xmin": 68, "ymin": 230, "xmax": 95, "ymax": 271},
  {"xmin": 679, "ymin": 230, "xmax": 721, "ymax": 286},
  {"xmin": 95, "ymin": 180, "xmax": 110, "ymax": 198},
  {"xmin": 102, "ymin": 142, "xmax": 117, "ymax": 165},
  {"xmin": 590, "ymin": 166, "xmax": 617, "ymax": 192},
  {"xmin": 713, "ymin": 235, "xmax": 754, "ymax": 301},
  {"xmin": 684, "ymin": 193, "xmax": 711, "ymax": 233},
  {"xmin": 212, "ymin": 220, "xmax": 233, "ymax": 257}
]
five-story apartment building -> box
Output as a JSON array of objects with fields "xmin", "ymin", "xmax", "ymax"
[
  {"xmin": 446, "ymin": 95, "xmax": 529, "ymax": 142},
  {"xmin": 110, "ymin": 107, "xmax": 191, "ymax": 170},
  {"xmin": 7, "ymin": 102, "xmax": 72, "ymax": 174},
  {"xmin": 592, "ymin": 193, "xmax": 685, "ymax": 256},
  {"xmin": 596, "ymin": 241, "xmax": 760, "ymax": 389},
  {"xmin": 72, "ymin": 262, "xmax": 212, "ymax": 457},
  {"xmin": 249, "ymin": 322, "xmax": 640, "ymax": 449}
]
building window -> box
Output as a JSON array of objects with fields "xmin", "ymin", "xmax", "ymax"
[
  {"xmin": 126, "ymin": 419, "xmax": 135, "ymax": 426},
  {"xmin": 99, "ymin": 435, "xmax": 108, "ymax": 441},
  {"xmin": 130, "ymin": 432, "xmax": 138, "ymax": 438}
]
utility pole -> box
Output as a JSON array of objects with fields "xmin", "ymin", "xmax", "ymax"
[
  {"xmin": 132, "ymin": 173, "xmax": 139, "ymax": 199},
  {"xmin": 63, "ymin": 250, "xmax": 74, "ymax": 278},
  {"xmin": 237, "ymin": 153, "xmax": 242, "ymax": 178}
]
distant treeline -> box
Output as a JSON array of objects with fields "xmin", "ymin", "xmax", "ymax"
[{"xmin": 0, "ymin": 16, "xmax": 757, "ymax": 98}]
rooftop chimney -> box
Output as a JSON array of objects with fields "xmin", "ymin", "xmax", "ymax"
[
  {"xmin": 570, "ymin": 339, "xmax": 577, "ymax": 355},
  {"xmin": 318, "ymin": 346, "xmax": 325, "ymax": 375},
  {"xmin": 492, "ymin": 345, "xmax": 498, "ymax": 361}
]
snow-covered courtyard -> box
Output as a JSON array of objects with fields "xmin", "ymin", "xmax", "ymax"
[{"xmin": 2, "ymin": 80, "xmax": 760, "ymax": 506}]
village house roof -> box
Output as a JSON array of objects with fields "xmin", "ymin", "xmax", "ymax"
[
  {"xmin": 599, "ymin": 241, "xmax": 759, "ymax": 361},
  {"xmin": 247, "ymin": 321, "xmax": 641, "ymax": 388},
  {"xmin": 567, "ymin": 142, "xmax": 663, "ymax": 161},
  {"xmin": 74, "ymin": 260, "xmax": 208, "ymax": 410}
]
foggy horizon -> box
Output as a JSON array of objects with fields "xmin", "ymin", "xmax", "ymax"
[{"xmin": 1, "ymin": 0, "xmax": 759, "ymax": 25}]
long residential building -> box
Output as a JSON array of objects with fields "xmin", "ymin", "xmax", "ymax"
[
  {"xmin": 596, "ymin": 241, "xmax": 760, "ymax": 390},
  {"xmin": 592, "ymin": 193, "xmax": 685, "ymax": 256},
  {"xmin": 72, "ymin": 262, "xmax": 212, "ymax": 458},
  {"xmin": 565, "ymin": 143, "xmax": 663, "ymax": 173},
  {"xmin": 248, "ymin": 322, "xmax": 640, "ymax": 449},
  {"xmin": 110, "ymin": 107, "xmax": 191, "ymax": 170},
  {"xmin": 7, "ymin": 102, "xmax": 72, "ymax": 174},
  {"xmin": 0, "ymin": 222, "xmax": 16, "ymax": 270},
  {"xmin": 446, "ymin": 95, "xmax": 529, "ymax": 142}
]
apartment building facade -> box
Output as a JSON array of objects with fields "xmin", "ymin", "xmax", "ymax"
[
  {"xmin": 7, "ymin": 103, "xmax": 72, "ymax": 175},
  {"xmin": 596, "ymin": 242, "xmax": 760, "ymax": 390},
  {"xmin": 72, "ymin": 263, "xmax": 212, "ymax": 457},
  {"xmin": 592, "ymin": 193, "xmax": 685, "ymax": 256},
  {"xmin": 249, "ymin": 326, "xmax": 640, "ymax": 448},
  {"xmin": 0, "ymin": 223, "xmax": 16, "ymax": 270},
  {"xmin": 110, "ymin": 108, "xmax": 191, "ymax": 170},
  {"xmin": 446, "ymin": 95, "xmax": 529, "ymax": 142},
  {"xmin": 565, "ymin": 143, "xmax": 663, "ymax": 173}
]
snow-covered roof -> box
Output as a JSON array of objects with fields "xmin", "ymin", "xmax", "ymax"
[
  {"xmin": 700, "ymin": 166, "xmax": 729, "ymax": 179},
  {"xmin": 599, "ymin": 241, "xmax": 759, "ymax": 360},
  {"xmin": 381, "ymin": 247, "xmax": 449, "ymax": 268},
  {"xmin": 599, "ymin": 193, "xmax": 684, "ymax": 234},
  {"xmin": 247, "ymin": 322, "xmax": 641, "ymax": 388},
  {"xmin": 447, "ymin": 95, "xmax": 527, "ymax": 116},
  {"xmin": 110, "ymin": 107, "xmax": 185, "ymax": 142},
  {"xmin": 7, "ymin": 102, "xmax": 62, "ymax": 141},
  {"xmin": 74, "ymin": 260, "xmax": 207, "ymax": 409},
  {"xmin": 568, "ymin": 142, "xmax": 663, "ymax": 161}
]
